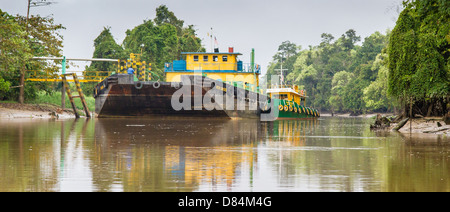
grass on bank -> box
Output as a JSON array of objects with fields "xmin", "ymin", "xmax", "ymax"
[{"xmin": 28, "ymin": 91, "xmax": 95, "ymax": 112}]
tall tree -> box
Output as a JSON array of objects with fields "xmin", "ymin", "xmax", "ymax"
[
  {"xmin": 341, "ymin": 29, "xmax": 361, "ymax": 51},
  {"xmin": 329, "ymin": 71, "xmax": 353, "ymax": 112},
  {"xmin": 0, "ymin": 9, "xmax": 64, "ymax": 101},
  {"xmin": 387, "ymin": 0, "xmax": 449, "ymax": 116},
  {"xmin": 154, "ymin": 5, "xmax": 184, "ymax": 35},
  {"xmin": 91, "ymin": 27, "xmax": 125, "ymax": 72},
  {"xmin": 91, "ymin": 5, "xmax": 204, "ymax": 81},
  {"xmin": 17, "ymin": 0, "xmax": 59, "ymax": 103},
  {"xmin": 267, "ymin": 41, "xmax": 300, "ymax": 85},
  {"xmin": 267, "ymin": 30, "xmax": 391, "ymax": 113}
]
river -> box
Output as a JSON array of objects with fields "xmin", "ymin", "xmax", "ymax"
[{"xmin": 0, "ymin": 117, "xmax": 448, "ymax": 192}]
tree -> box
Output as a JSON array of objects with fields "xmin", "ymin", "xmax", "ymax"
[
  {"xmin": 266, "ymin": 41, "xmax": 300, "ymax": 85},
  {"xmin": 81, "ymin": 27, "xmax": 124, "ymax": 96},
  {"xmin": 122, "ymin": 19, "xmax": 179, "ymax": 79},
  {"xmin": 0, "ymin": 9, "xmax": 64, "ymax": 101},
  {"xmin": 387, "ymin": 0, "xmax": 449, "ymax": 116},
  {"xmin": 266, "ymin": 29, "xmax": 391, "ymax": 113},
  {"xmin": 0, "ymin": 10, "xmax": 30, "ymax": 74},
  {"xmin": 91, "ymin": 27, "xmax": 125, "ymax": 72},
  {"xmin": 154, "ymin": 5, "xmax": 184, "ymax": 35},
  {"xmin": 363, "ymin": 52, "xmax": 394, "ymax": 112},
  {"xmin": 91, "ymin": 5, "xmax": 204, "ymax": 81},
  {"xmin": 273, "ymin": 40, "xmax": 299, "ymax": 62},
  {"xmin": 341, "ymin": 29, "xmax": 361, "ymax": 51},
  {"xmin": 16, "ymin": 0, "xmax": 59, "ymax": 103},
  {"xmin": 320, "ymin": 33, "xmax": 335, "ymax": 47},
  {"xmin": 329, "ymin": 71, "xmax": 353, "ymax": 112}
]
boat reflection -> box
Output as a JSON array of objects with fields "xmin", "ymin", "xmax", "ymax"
[
  {"xmin": 1, "ymin": 117, "xmax": 448, "ymax": 191},
  {"xmin": 92, "ymin": 118, "xmax": 318, "ymax": 191}
]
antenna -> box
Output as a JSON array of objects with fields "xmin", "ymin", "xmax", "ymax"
[
  {"xmin": 274, "ymin": 63, "xmax": 288, "ymax": 86},
  {"xmin": 209, "ymin": 27, "xmax": 213, "ymax": 52},
  {"xmin": 274, "ymin": 52, "xmax": 288, "ymax": 86}
]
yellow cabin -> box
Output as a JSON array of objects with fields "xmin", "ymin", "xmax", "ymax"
[
  {"xmin": 266, "ymin": 85, "xmax": 307, "ymax": 106},
  {"xmin": 165, "ymin": 49, "xmax": 261, "ymax": 92}
]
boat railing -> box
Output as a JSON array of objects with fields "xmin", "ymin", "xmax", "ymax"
[
  {"xmin": 266, "ymin": 84, "xmax": 307, "ymax": 96},
  {"xmin": 164, "ymin": 61, "xmax": 261, "ymax": 74}
]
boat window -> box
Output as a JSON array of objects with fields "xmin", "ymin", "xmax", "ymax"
[
  {"xmin": 213, "ymin": 55, "xmax": 218, "ymax": 62},
  {"xmin": 203, "ymin": 56, "xmax": 208, "ymax": 62},
  {"xmin": 271, "ymin": 94, "xmax": 288, "ymax": 100},
  {"xmin": 222, "ymin": 56, "xmax": 228, "ymax": 62},
  {"xmin": 193, "ymin": 55, "xmax": 199, "ymax": 62}
]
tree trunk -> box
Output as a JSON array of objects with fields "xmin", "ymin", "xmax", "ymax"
[
  {"xmin": 392, "ymin": 118, "xmax": 409, "ymax": 131},
  {"xmin": 426, "ymin": 103, "xmax": 433, "ymax": 117},
  {"xmin": 18, "ymin": 69, "xmax": 25, "ymax": 104}
]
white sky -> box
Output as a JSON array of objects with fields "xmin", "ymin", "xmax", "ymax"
[{"xmin": 2, "ymin": 0, "xmax": 402, "ymax": 74}]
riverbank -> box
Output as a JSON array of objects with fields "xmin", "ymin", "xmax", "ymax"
[
  {"xmin": 1, "ymin": 103, "xmax": 449, "ymax": 135},
  {"xmin": 316, "ymin": 112, "xmax": 449, "ymax": 135},
  {"xmin": 320, "ymin": 113, "xmax": 394, "ymax": 118},
  {"xmin": 367, "ymin": 112, "xmax": 450, "ymax": 135},
  {"xmin": 0, "ymin": 102, "xmax": 76, "ymax": 119},
  {"xmin": 395, "ymin": 117, "xmax": 450, "ymax": 135}
]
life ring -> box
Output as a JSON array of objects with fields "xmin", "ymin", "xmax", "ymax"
[
  {"xmin": 289, "ymin": 106, "xmax": 293, "ymax": 111},
  {"xmin": 135, "ymin": 81, "xmax": 143, "ymax": 89},
  {"xmin": 153, "ymin": 81, "xmax": 160, "ymax": 89},
  {"xmin": 278, "ymin": 105, "xmax": 283, "ymax": 111},
  {"xmin": 284, "ymin": 105, "xmax": 288, "ymax": 111},
  {"xmin": 294, "ymin": 107, "xmax": 297, "ymax": 113},
  {"xmin": 298, "ymin": 107, "xmax": 302, "ymax": 113}
]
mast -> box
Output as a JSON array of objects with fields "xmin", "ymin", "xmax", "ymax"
[{"xmin": 274, "ymin": 61, "xmax": 288, "ymax": 86}]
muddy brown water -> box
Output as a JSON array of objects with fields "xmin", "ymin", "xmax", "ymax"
[{"xmin": 0, "ymin": 117, "xmax": 448, "ymax": 191}]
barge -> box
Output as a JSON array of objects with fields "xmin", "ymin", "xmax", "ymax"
[{"xmin": 93, "ymin": 48, "xmax": 319, "ymax": 120}]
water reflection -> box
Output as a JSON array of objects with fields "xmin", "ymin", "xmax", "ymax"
[{"xmin": 0, "ymin": 117, "xmax": 448, "ymax": 191}]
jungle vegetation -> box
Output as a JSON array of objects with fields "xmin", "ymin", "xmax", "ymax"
[{"xmin": 266, "ymin": 0, "xmax": 449, "ymax": 116}]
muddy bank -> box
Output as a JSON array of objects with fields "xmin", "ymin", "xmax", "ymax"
[
  {"xmin": 0, "ymin": 102, "xmax": 76, "ymax": 119},
  {"xmin": 320, "ymin": 113, "xmax": 394, "ymax": 118},
  {"xmin": 396, "ymin": 118, "xmax": 450, "ymax": 135},
  {"xmin": 369, "ymin": 113, "xmax": 450, "ymax": 135}
]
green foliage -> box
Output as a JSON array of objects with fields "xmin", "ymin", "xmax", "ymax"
[
  {"xmin": 90, "ymin": 5, "xmax": 204, "ymax": 81},
  {"xmin": 91, "ymin": 27, "xmax": 125, "ymax": 72},
  {"xmin": 267, "ymin": 29, "xmax": 390, "ymax": 113},
  {"xmin": 0, "ymin": 77, "xmax": 11, "ymax": 99},
  {"xmin": 0, "ymin": 9, "xmax": 64, "ymax": 101},
  {"xmin": 387, "ymin": 0, "xmax": 449, "ymax": 116},
  {"xmin": 0, "ymin": 10, "xmax": 30, "ymax": 73},
  {"xmin": 30, "ymin": 90, "xmax": 95, "ymax": 112},
  {"xmin": 363, "ymin": 52, "xmax": 393, "ymax": 111},
  {"xmin": 329, "ymin": 71, "xmax": 353, "ymax": 112},
  {"xmin": 123, "ymin": 20, "xmax": 179, "ymax": 79},
  {"xmin": 266, "ymin": 40, "xmax": 300, "ymax": 85}
]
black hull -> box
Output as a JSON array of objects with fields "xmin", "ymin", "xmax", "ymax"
[{"xmin": 94, "ymin": 74, "xmax": 266, "ymax": 119}]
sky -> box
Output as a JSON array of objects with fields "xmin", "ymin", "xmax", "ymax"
[{"xmin": 2, "ymin": 0, "xmax": 403, "ymax": 74}]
